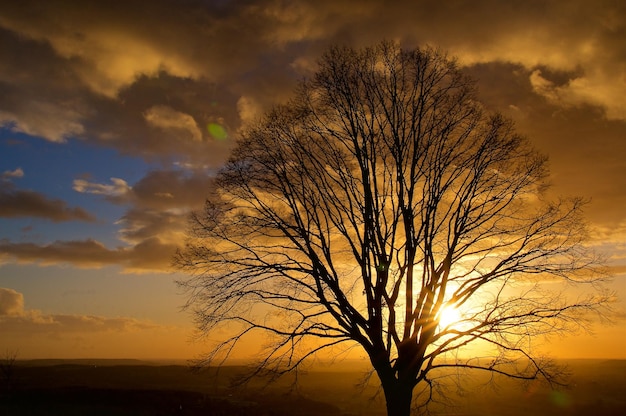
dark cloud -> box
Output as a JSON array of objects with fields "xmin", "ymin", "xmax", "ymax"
[
  {"xmin": 0, "ymin": 22, "xmax": 237, "ymax": 165},
  {"xmin": 0, "ymin": 182, "xmax": 96, "ymax": 222},
  {"xmin": 115, "ymin": 170, "xmax": 216, "ymax": 248},
  {"xmin": 89, "ymin": 73, "xmax": 237, "ymax": 164},
  {"xmin": 0, "ymin": 238, "xmax": 176, "ymax": 273},
  {"xmin": 0, "ymin": 0, "xmax": 623, "ymax": 273},
  {"xmin": 0, "ymin": 239, "xmax": 119, "ymax": 268},
  {"xmin": 72, "ymin": 168, "xmax": 215, "ymax": 248},
  {"xmin": 458, "ymin": 61, "xmax": 626, "ymax": 233},
  {"xmin": 0, "ymin": 169, "xmax": 215, "ymax": 272},
  {"xmin": 129, "ymin": 169, "xmax": 215, "ymax": 209},
  {"xmin": 0, "ymin": 0, "xmax": 621, "ymax": 157},
  {"xmin": 0, "ymin": 26, "xmax": 89, "ymax": 142}
]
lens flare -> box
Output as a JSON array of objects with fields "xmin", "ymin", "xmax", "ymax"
[
  {"xmin": 207, "ymin": 123, "xmax": 228, "ymax": 141},
  {"xmin": 550, "ymin": 390, "xmax": 571, "ymax": 408}
]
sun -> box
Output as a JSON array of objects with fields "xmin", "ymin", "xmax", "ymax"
[{"xmin": 438, "ymin": 305, "xmax": 463, "ymax": 329}]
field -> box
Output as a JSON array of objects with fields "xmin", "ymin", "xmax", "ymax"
[{"xmin": 1, "ymin": 359, "xmax": 625, "ymax": 415}]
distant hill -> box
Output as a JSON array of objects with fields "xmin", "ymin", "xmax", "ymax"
[
  {"xmin": 17, "ymin": 358, "xmax": 182, "ymax": 367},
  {"xmin": 2, "ymin": 359, "xmax": 625, "ymax": 415}
]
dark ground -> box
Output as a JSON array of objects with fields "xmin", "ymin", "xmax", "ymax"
[{"xmin": 0, "ymin": 359, "xmax": 624, "ymax": 415}]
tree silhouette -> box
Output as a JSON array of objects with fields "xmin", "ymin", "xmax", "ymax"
[
  {"xmin": 0, "ymin": 349, "xmax": 19, "ymax": 394},
  {"xmin": 176, "ymin": 42, "xmax": 608, "ymax": 416}
]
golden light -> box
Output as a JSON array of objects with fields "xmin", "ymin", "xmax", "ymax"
[{"xmin": 438, "ymin": 304, "xmax": 463, "ymax": 330}]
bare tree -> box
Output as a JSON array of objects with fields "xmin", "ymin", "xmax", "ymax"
[
  {"xmin": 0, "ymin": 349, "xmax": 19, "ymax": 394},
  {"xmin": 176, "ymin": 42, "xmax": 608, "ymax": 416}
]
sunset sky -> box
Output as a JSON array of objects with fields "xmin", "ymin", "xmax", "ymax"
[{"xmin": 0, "ymin": 0, "xmax": 624, "ymax": 360}]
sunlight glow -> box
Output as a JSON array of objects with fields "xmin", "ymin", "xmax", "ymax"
[{"xmin": 438, "ymin": 305, "xmax": 463, "ymax": 329}]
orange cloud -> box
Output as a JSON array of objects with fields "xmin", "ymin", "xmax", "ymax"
[
  {"xmin": 0, "ymin": 4, "xmax": 202, "ymax": 98},
  {"xmin": 0, "ymin": 287, "xmax": 156, "ymax": 332},
  {"xmin": 0, "ymin": 287, "xmax": 24, "ymax": 316},
  {"xmin": 0, "ymin": 287, "xmax": 199, "ymax": 359},
  {"xmin": 144, "ymin": 105, "xmax": 203, "ymax": 143}
]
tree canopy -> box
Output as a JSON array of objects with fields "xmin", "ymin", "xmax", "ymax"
[{"xmin": 176, "ymin": 42, "xmax": 608, "ymax": 416}]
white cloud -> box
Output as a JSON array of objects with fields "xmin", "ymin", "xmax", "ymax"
[
  {"xmin": 1, "ymin": 167, "xmax": 24, "ymax": 181},
  {"xmin": 73, "ymin": 177, "xmax": 131, "ymax": 197}
]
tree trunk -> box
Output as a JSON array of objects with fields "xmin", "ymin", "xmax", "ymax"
[{"xmin": 382, "ymin": 379, "xmax": 414, "ymax": 416}]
